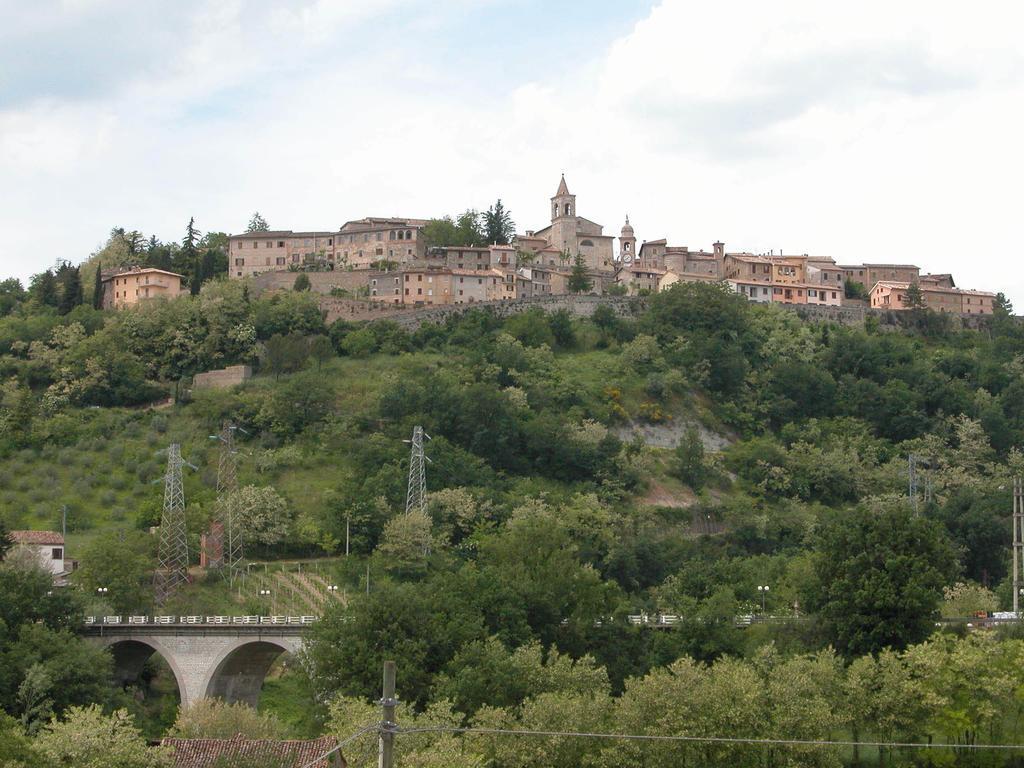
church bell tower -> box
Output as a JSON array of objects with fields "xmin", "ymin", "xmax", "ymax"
[{"xmin": 551, "ymin": 174, "xmax": 575, "ymax": 221}]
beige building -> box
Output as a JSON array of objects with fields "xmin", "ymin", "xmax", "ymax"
[
  {"xmin": 337, "ymin": 217, "xmax": 428, "ymax": 269},
  {"xmin": 228, "ymin": 218, "xmax": 428, "ymax": 278},
  {"xmin": 228, "ymin": 230, "xmax": 336, "ymax": 279},
  {"xmin": 870, "ymin": 281, "xmax": 996, "ymax": 314},
  {"xmin": 521, "ymin": 176, "xmax": 616, "ymax": 272},
  {"xmin": 103, "ymin": 267, "xmax": 185, "ymax": 309},
  {"xmin": 841, "ymin": 263, "xmax": 920, "ymax": 288}
]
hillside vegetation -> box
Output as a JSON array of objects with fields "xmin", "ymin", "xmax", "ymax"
[{"xmin": 2, "ymin": 278, "xmax": 1024, "ymax": 764}]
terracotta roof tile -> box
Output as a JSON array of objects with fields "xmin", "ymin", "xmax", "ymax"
[
  {"xmin": 9, "ymin": 531, "xmax": 64, "ymax": 545},
  {"xmin": 163, "ymin": 736, "xmax": 344, "ymax": 768}
]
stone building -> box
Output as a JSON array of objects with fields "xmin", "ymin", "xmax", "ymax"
[
  {"xmin": 337, "ymin": 217, "xmax": 428, "ymax": 269},
  {"xmin": 520, "ymin": 176, "xmax": 616, "ymax": 272},
  {"xmin": 228, "ymin": 230, "xmax": 336, "ymax": 279},
  {"xmin": 228, "ymin": 218, "xmax": 427, "ymax": 278},
  {"xmin": 102, "ymin": 267, "xmax": 185, "ymax": 309},
  {"xmin": 840, "ymin": 263, "xmax": 921, "ymax": 288},
  {"xmin": 869, "ymin": 281, "xmax": 996, "ymax": 314}
]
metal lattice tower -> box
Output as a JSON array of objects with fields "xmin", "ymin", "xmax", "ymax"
[
  {"xmin": 1013, "ymin": 477, "xmax": 1023, "ymax": 615},
  {"xmin": 404, "ymin": 426, "xmax": 428, "ymax": 515},
  {"xmin": 154, "ymin": 444, "xmax": 191, "ymax": 605},
  {"xmin": 908, "ymin": 453, "xmax": 933, "ymax": 514},
  {"xmin": 212, "ymin": 421, "xmax": 244, "ymax": 583}
]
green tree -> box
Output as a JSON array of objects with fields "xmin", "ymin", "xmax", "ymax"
[
  {"xmin": 548, "ymin": 309, "xmax": 576, "ymax": 348},
  {"xmin": 219, "ymin": 486, "xmax": 292, "ymax": 548},
  {"xmin": 844, "ymin": 280, "xmax": 869, "ymax": 300},
  {"xmin": 73, "ymin": 532, "xmax": 154, "ymax": 615},
  {"xmin": 168, "ymin": 698, "xmax": 285, "ymax": 740},
  {"xmin": 674, "ymin": 427, "xmax": 708, "ymax": 490},
  {"xmin": 247, "ymin": 212, "xmax": 270, "ymax": 232},
  {"xmin": 262, "ymin": 333, "xmax": 309, "ymax": 379},
  {"xmin": 902, "ymin": 282, "xmax": 926, "ymax": 309},
  {"xmin": 91, "ymin": 261, "xmax": 104, "ymax": 310},
  {"xmin": 33, "ymin": 706, "xmax": 171, "ymax": 768},
  {"xmin": 809, "ymin": 497, "xmax": 959, "ymax": 657},
  {"xmin": 455, "ymin": 210, "xmax": 485, "ymax": 246},
  {"xmin": 293, "ymin": 273, "xmax": 311, "ymax": 292},
  {"xmin": 377, "ymin": 509, "xmax": 433, "ymax": 576},
  {"xmin": 568, "ymin": 254, "xmax": 593, "ymax": 294},
  {"xmin": 0, "ymin": 712, "xmax": 35, "ymax": 767},
  {"xmin": 307, "ymin": 334, "xmax": 334, "ymax": 370},
  {"xmin": 340, "ymin": 327, "xmax": 377, "ymax": 358},
  {"xmin": 56, "ymin": 263, "xmax": 82, "ymax": 315},
  {"xmin": 183, "ymin": 217, "xmax": 201, "ymax": 296},
  {"xmin": 29, "ymin": 270, "xmax": 58, "ymax": 307},
  {"xmin": 0, "ymin": 278, "xmax": 26, "ymax": 317},
  {"xmin": 483, "ymin": 199, "xmax": 515, "ymax": 245},
  {"xmin": 994, "ymin": 291, "xmax": 1014, "ymax": 316}
]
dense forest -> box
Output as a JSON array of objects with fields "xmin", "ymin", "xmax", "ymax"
[{"xmin": 2, "ymin": 270, "xmax": 1024, "ymax": 766}]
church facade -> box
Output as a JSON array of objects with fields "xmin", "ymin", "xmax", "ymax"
[{"xmin": 524, "ymin": 176, "xmax": 617, "ymax": 272}]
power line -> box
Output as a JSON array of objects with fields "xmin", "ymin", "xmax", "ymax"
[
  {"xmin": 295, "ymin": 723, "xmax": 379, "ymax": 768},
  {"xmin": 394, "ymin": 725, "xmax": 1024, "ymax": 752}
]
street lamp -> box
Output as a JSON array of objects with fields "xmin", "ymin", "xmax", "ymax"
[
  {"xmin": 757, "ymin": 585, "xmax": 769, "ymax": 614},
  {"xmin": 327, "ymin": 585, "xmax": 339, "ymax": 594},
  {"xmin": 97, "ymin": 587, "xmax": 108, "ymax": 596},
  {"xmin": 259, "ymin": 588, "xmax": 272, "ymax": 614}
]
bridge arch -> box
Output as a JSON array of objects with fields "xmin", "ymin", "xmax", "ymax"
[
  {"xmin": 101, "ymin": 637, "xmax": 185, "ymax": 705},
  {"xmin": 201, "ymin": 637, "xmax": 300, "ymax": 708}
]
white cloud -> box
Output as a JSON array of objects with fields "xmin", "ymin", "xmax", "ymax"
[{"xmin": 0, "ymin": 0, "xmax": 1022, "ymax": 306}]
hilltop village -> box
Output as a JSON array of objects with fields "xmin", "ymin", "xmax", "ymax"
[
  {"xmin": 98, "ymin": 175, "xmax": 997, "ymax": 317},
  {"xmin": 217, "ymin": 175, "xmax": 994, "ymax": 314}
]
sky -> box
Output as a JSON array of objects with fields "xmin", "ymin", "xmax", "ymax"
[{"xmin": 1, "ymin": 0, "xmax": 1022, "ymax": 305}]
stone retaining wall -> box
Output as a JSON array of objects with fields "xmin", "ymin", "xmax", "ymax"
[
  {"xmin": 193, "ymin": 365, "xmax": 252, "ymax": 390},
  {"xmin": 252, "ymin": 270, "xmax": 371, "ymax": 296}
]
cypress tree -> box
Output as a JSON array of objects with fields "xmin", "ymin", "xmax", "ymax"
[{"xmin": 93, "ymin": 262, "xmax": 104, "ymax": 309}]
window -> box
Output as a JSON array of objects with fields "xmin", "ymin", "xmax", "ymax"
[
  {"xmin": 831, "ymin": 292, "xmax": 837, "ymax": 299},
  {"xmin": 417, "ymin": 288, "xmax": 422, "ymax": 295},
  {"xmin": 276, "ymin": 257, "xmax": 285, "ymax": 266},
  {"xmin": 235, "ymin": 258, "xmax": 244, "ymax": 266},
  {"xmin": 580, "ymin": 239, "xmax": 594, "ymax": 247},
  {"xmin": 405, "ymin": 275, "xmax": 410, "ymax": 282},
  {"xmin": 390, "ymin": 231, "xmax": 396, "ymax": 240},
  {"xmin": 376, "ymin": 233, "xmax": 382, "ymax": 241},
  {"xmin": 418, "ymin": 275, "xmax": 422, "ymax": 281},
  {"xmin": 51, "ymin": 548, "xmax": 62, "ymax": 560},
  {"xmin": 328, "ymin": 238, "xmax": 333, "ymax": 245},
  {"xmin": 405, "ymin": 230, "xmax": 412, "ymax": 239},
  {"xmin": 397, "ymin": 231, "xmax": 404, "ymax": 240},
  {"xmin": 278, "ymin": 241, "xmax": 285, "ymax": 247},
  {"xmin": 238, "ymin": 242, "xmax": 244, "ymax": 248}
]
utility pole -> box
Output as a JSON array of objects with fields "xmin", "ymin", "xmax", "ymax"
[
  {"xmin": 1014, "ymin": 477, "xmax": 1023, "ymax": 615},
  {"xmin": 154, "ymin": 444, "xmax": 195, "ymax": 605},
  {"xmin": 379, "ymin": 660, "xmax": 397, "ymax": 768}
]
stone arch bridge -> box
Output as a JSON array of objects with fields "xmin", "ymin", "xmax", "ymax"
[{"xmin": 83, "ymin": 618, "xmax": 312, "ymax": 708}]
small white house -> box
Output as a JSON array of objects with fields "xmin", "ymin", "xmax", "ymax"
[{"xmin": 9, "ymin": 530, "xmax": 68, "ymax": 581}]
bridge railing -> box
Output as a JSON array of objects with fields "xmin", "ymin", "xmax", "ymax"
[{"xmin": 84, "ymin": 615, "xmax": 319, "ymax": 626}]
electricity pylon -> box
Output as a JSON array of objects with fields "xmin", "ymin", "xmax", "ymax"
[
  {"xmin": 404, "ymin": 426, "xmax": 430, "ymax": 515},
  {"xmin": 154, "ymin": 444, "xmax": 195, "ymax": 605},
  {"xmin": 1013, "ymin": 477, "xmax": 1023, "ymax": 615},
  {"xmin": 211, "ymin": 421, "xmax": 244, "ymax": 584}
]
